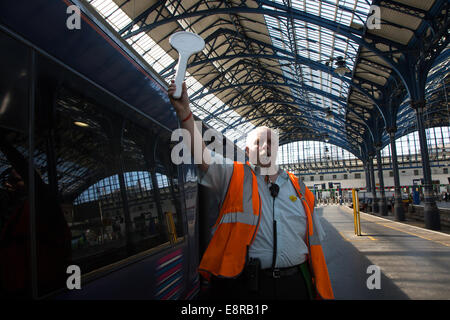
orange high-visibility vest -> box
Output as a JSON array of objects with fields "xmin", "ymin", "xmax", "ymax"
[
  {"xmin": 198, "ymin": 162, "xmax": 334, "ymax": 300},
  {"xmin": 286, "ymin": 171, "xmax": 334, "ymax": 300}
]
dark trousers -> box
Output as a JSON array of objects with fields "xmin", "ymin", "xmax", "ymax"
[{"xmin": 207, "ymin": 267, "xmax": 311, "ymax": 300}]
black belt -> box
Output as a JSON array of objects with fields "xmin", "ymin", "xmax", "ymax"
[{"xmin": 262, "ymin": 265, "xmax": 301, "ymax": 279}]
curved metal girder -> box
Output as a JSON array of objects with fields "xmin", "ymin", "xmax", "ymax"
[
  {"xmin": 202, "ymin": 84, "xmax": 373, "ymax": 141},
  {"xmin": 397, "ymin": 107, "xmax": 450, "ymax": 129},
  {"xmin": 165, "ymin": 52, "xmax": 348, "ymax": 82},
  {"xmin": 120, "ymin": 0, "xmax": 363, "ymax": 40},
  {"xmin": 191, "ymin": 80, "xmax": 347, "ymax": 105},
  {"xmin": 205, "ymin": 99, "xmax": 342, "ymax": 124},
  {"xmin": 186, "ymin": 56, "xmax": 348, "ymax": 107},
  {"xmin": 277, "ymin": 130, "xmax": 358, "ymax": 158},
  {"xmin": 173, "ymin": 45, "xmax": 386, "ymax": 127},
  {"xmin": 161, "ymin": 28, "xmax": 352, "ymax": 84},
  {"xmin": 119, "ymin": 0, "xmax": 449, "ymax": 118},
  {"xmin": 223, "ymin": 112, "xmax": 354, "ymax": 138},
  {"xmin": 90, "ymin": 0, "xmax": 450, "ymax": 160},
  {"xmin": 118, "ymin": 0, "xmax": 418, "ymax": 93},
  {"xmin": 384, "ymin": 123, "xmax": 450, "ymax": 154},
  {"xmin": 278, "ymin": 128, "xmax": 351, "ymax": 151},
  {"xmin": 348, "ymin": 85, "xmax": 387, "ymax": 127},
  {"xmin": 197, "ymin": 83, "xmax": 373, "ymax": 137},
  {"xmin": 220, "ymin": 97, "xmax": 373, "ymax": 144},
  {"xmin": 161, "ymin": 27, "xmax": 386, "ymax": 118}
]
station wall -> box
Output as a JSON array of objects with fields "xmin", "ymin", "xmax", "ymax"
[{"xmin": 302, "ymin": 166, "xmax": 450, "ymax": 193}]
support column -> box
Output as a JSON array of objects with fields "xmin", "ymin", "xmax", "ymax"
[
  {"xmin": 375, "ymin": 144, "xmax": 388, "ymax": 216},
  {"xmin": 364, "ymin": 162, "xmax": 371, "ymax": 212},
  {"xmin": 387, "ymin": 127, "xmax": 405, "ymax": 221},
  {"xmin": 412, "ymin": 100, "xmax": 441, "ymax": 230},
  {"xmin": 365, "ymin": 163, "xmax": 371, "ymax": 193},
  {"xmin": 369, "ymin": 156, "xmax": 379, "ymax": 214}
]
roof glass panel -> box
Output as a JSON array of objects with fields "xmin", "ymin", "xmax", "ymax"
[
  {"xmin": 88, "ymin": 0, "xmax": 253, "ymax": 149},
  {"xmin": 263, "ymin": 0, "xmax": 371, "ymax": 113},
  {"xmin": 278, "ymin": 140, "xmax": 357, "ymax": 165}
]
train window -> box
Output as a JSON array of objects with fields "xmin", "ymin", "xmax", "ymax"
[
  {"xmin": 0, "ymin": 129, "xmax": 31, "ymax": 299},
  {"xmin": 32, "ymin": 87, "xmax": 127, "ymax": 296},
  {"xmin": 0, "ymin": 32, "xmax": 186, "ymax": 298},
  {"xmin": 31, "ymin": 86, "xmax": 179, "ymax": 296},
  {"xmin": 70, "ymin": 175, "xmax": 127, "ymax": 272},
  {"xmin": 0, "ymin": 31, "xmax": 29, "ymax": 133},
  {"xmin": 121, "ymin": 121, "xmax": 171, "ymax": 252},
  {"xmin": 0, "ymin": 32, "xmax": 34, "ymax": 299},
  {"xmin": 154, "ymin": 139, "xmax": 185, "ymax": 242}
]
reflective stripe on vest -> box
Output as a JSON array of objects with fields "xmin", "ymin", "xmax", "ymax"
[
  {"xmin": 287, "ymin": 171, "xmax": 334, "ymax": 300},
  {"xmin": 199, "ymin": 162, "xmax": 260, "ymax": 279}
]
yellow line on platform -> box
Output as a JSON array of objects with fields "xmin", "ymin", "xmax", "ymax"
[
  {"xmin": 340, "ymin": 205, "xmax": 450, "ymax": 247},
  {"xmin": 379, "ymin": 223, "xmax": 450, "ymax": 248},
  {"xmin": 363, "ymin": 234, "xmax": 377, "ymax": 241},
  {"xmin": 338, "ymin": 231, "xmax": 377, "ymax": 241},
  {"xmin": 339, "ymin": 232, "xmax": 350, "ymax": 241}
]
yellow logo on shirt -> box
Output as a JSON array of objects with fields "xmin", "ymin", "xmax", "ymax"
[{"xmin": 289, "ymin": 195, "xmax": 297, "ymax": 202}]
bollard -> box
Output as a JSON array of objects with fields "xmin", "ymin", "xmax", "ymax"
[
  {"xmin": 356, "ymin": 192, "xmax": 361, "ymax": 236},
  {"xmin": 352, "ymin": 189, "xmax": 361, "ymax": 236}
]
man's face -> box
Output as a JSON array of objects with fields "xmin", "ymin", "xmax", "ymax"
[{"xmin": 246, "ymin": 128, "xmax": 279, "ymax": 169}]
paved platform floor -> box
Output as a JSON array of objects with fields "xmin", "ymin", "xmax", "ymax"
[
  {"xmin": 435, "ymin": 201, "xmax": 450, "ymax": 209},
  {"xmin": 317, "ymin": 205, "xmax": 450, "ymax": 300},
  {"xmin": 415, "ymin": 201, "xmax": 450, "ymax": 209}
]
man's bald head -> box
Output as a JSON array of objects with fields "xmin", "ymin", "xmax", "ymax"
[{"xmin": 245, "ymin": 126, "xmax": 279, "ymax": 174}]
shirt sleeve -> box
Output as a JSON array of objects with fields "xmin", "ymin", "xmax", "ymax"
[
  {"xmin": 312, "ymin": 210, "xmax": 327, "ymax": 242},
  {"xmin": 197, "ymin": 152, "xmax": 234, "ymax": 205}
]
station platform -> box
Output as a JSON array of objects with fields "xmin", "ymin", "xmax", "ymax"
[
  {"xmin": 414, "ymin": 201, "xmax": 450, "ymax": 209},
  {"xmin": 317, "ymin": 205, "xmax": 450, "ymax": 300},
  {"xmin": 435, "ymin": 202, "xmax": 450, "ymax": 209}
]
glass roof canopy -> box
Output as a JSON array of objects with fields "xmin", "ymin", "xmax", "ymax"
[
  {"xmin": 263, "ymin": 0, "xmax": 371, "ymax": 119},
  {"xmin": 86, "ymin": 0, "xmax": 373, "ymax": 150},
  {"xmin": 88, "ymin": 0, "xmax": 255, "ymax": 148},
  {"xmin": 85, "ymin": 0, "xmax": 449, "ymax": 158}
]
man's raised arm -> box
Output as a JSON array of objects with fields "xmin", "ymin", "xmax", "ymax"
[{"xmin": 168, "ymin": 80, "xmax": 210, "ymax": 172}]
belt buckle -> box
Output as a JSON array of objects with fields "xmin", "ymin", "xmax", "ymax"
[{"xmin": 272, "ymin": 268, "xmax": 281, "ymax": 279}]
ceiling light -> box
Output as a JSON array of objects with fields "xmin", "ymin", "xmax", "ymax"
[
  {"xmin": 74, "ymin": 121, "xmax": 89, "ymax": 128},
  {"xmin": 334, "ymin": 57, "xmax": 350, "ymax": 76},
  {"xmin": 325, "ymin": 108, "xmax": 334, "ymax": 120}
]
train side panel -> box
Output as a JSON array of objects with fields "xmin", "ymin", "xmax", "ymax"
[{"xmin": 0, "ymin": 0, "xmax": 200, "ymax": 300}]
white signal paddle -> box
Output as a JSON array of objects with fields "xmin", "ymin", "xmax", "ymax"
[{"xmin": 169, "ymin": 31, "xmax": 205, "ymax": 99}]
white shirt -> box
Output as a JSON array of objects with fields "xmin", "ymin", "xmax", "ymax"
[{"xmin": 198, "ymin": 156, "xmax": 326, "ymax": 269}]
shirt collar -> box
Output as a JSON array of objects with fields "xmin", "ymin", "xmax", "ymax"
[{"xmin": 250, "ymin": 163, "xmax": 286, "ymax": 179}]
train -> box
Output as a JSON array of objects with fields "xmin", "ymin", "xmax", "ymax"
[{"xmin": 0, "ymin": 0, "xmax": 232, "ymax": 300}]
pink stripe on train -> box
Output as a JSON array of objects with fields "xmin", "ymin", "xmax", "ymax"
[{"xmin": 157, "ymin": 248, "xmax": 182, "ymax": 266}]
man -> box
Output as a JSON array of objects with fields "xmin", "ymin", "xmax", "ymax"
[{"xmin": 168, "ymin": 81, "xmax": 333, "ymax": 300}]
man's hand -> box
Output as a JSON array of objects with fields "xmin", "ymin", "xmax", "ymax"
[{"xmin": 168, "ymin": 80, "xmax": 191, "ymax": 120}]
